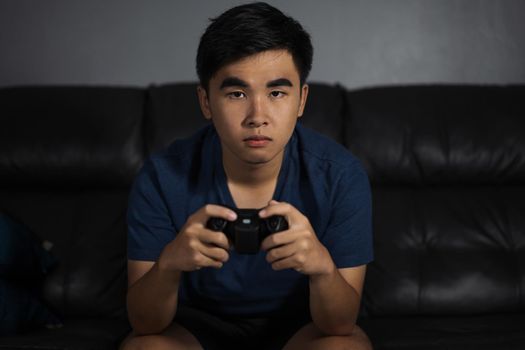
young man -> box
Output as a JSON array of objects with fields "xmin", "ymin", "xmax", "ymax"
[{"xmin": 121, "ymin": 2, "xmax": 373, "ymax": 350}]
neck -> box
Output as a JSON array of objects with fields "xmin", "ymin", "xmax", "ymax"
[{"xmin": 222, "ymin": 148, "xmax": 284, "ymax": 187}]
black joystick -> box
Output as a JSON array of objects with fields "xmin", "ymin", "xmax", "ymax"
[{"xmin": 206, "ymin": 208, "xmax": 288, "ymax": 254}]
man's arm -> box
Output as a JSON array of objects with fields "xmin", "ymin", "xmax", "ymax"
[
  {"xmin": 126, "ymin": 205, "xmax": 235, "ymax": 335},
  {"xmin": 309, "ymin": 265, "xmax": 366, "ymax": 335},
  {"xmin": 126, "ymin": 260, "xmax": 182, "ymax": 335},
  {"xmin": 260, "ymin": 200, "xmax": 368, "ymax": 336}
]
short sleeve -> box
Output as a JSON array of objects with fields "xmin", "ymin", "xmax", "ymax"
[
  {"xmin": 322, "ymin": 161, "xmax": 374, "ymax": 268},
  {"xmin": 127, "ymin": 159, "xmax": 175, "ymax": 261}
]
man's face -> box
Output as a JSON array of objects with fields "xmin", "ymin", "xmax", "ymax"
[{"xmin": 198, "ymin": 49, "xmax": 309, "ymax": 167}]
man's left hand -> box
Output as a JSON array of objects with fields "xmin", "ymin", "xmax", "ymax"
[{"xmin": 259, "ymin": 200, "xmax": 335, "ymax": 276}]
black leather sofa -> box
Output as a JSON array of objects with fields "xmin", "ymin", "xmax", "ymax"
[{"xmin": 1, "ymin": 83, "xmax": 524, "ymax": 350}]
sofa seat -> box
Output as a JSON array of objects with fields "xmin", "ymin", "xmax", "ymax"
[
  {"xmin": 0, "ymin": 319, "xmax": 130, "ymax": 350},
  {"xmin": 362, "ymin": 313, "xmax": 525, "ymax": 350}
]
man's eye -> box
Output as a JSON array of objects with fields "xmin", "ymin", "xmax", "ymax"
[
  {"xmin": 270, "ymin": 91, "xmax": 286, "ymax": 98},
  {"xmin": 228, "ymin": 91, "xmax": 246, "ymax": 99}
]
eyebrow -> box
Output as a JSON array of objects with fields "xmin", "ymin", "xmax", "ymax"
[
  {"xmin": 219, "ymin": 77, "xmax": 294, "ymax": 90},
  {"xmin": 266, "ymin": 78, "xmax": 293, "ymax": 88},
  {"xmin": 219, "ymin": 77, "xmax": 248, "ymax": 89}
]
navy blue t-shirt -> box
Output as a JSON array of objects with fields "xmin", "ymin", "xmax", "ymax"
[{"xmin": 127, "ymin": 123, "xmax": 373, "ymax": 318}]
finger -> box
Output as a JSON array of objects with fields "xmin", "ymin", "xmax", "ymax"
[
  {"xmin": 192, "ymin": 204, "xmax": 237, "ymax": 225},
  {"xmin": 199, "ymin": 230, "xmax": 231, "ymax": 250},
  {"xmin": 259, "ymin": 201, "xmax": 293, "ymax": 219},
  {"xmin": 200, "ymin": 243, "xmax": 230, "ymax": 264},
  {"xmin": 195, "ymin": 253, "xmax": 224, "ymax": 269},
  {"xmin": 197, "ymin": 257, "xmax": 224, "ymax": 270},
  {"xmin": 260, "ymin": 230, "xmax": 300, "ymax": 251},
  {"xmin": 265, "ymin": 243, "xmax": 295, "ymax": 264},
  {"xmin": 270, "ymin": 254, "xmax": 305, "ymax": 272}
]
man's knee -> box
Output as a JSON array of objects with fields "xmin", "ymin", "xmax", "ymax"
[
  {"xmin": 284, "ymin": 323, "xmax": 373, "ymax": 350},
  {"xmin": 318, "ymin": 329, "xmax": 373, "ymax": 350},
  {"xmin": 314, "ymin": 328, "xmax": 373, "ymax": 350},
  {"xmin": 119, "ymin": 324, "xmax": 202, "ymax": 350},
  {"xmin": 120, "ymin": 334, "xmax": 165, "ymax": 350},
  {"xmin": 348, "ymin": 325, "xmax": 373, "ymax": 350}
]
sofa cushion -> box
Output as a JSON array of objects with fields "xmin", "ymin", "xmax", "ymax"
[
  {"xmin": 0, "ymin": 213, "xmax": 56, "ymax": 283},
  {"xmin": 347, "ymin": 86, "xmax": 525, "ymax": 319},
  {"xmin": 0, "ymin": 213, "xmax": 61, "ymax": 336},
  {"xmin": 145, "ymin": 83, "xmax": 210, "ymax": 154},
  {"xmin": 360, "ymin": 313, "xmax": 525, "ymax": 350},
  {"xmin": 345, "ymin": 85, "xmax": 525, "ymax": 185},
  {"xmin": 0, "ymin": 279, "xmax": 62, "ymax": 336},
  {"xmin": 0, "ymin": 86, "xmax": 145, "ymax": 188},
  {"xmin": 0, "ymin": 190, "xmax": 128, "ymax": 320},
  {"xmin": 0, "ymin": 318, "xmax": 130, "ymax": 350},
  {"xmin": 363, "ymin": 186, "xmax": 525, "ymax": 317},
  {"xmin": 297, "ymin": 83, "xmax": 346, "ymax": 143}
]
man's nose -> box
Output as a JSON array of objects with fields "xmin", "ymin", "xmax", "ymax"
[{"xmin": 244, "ymin": 95, "xmax": 268, "ymax": 128}]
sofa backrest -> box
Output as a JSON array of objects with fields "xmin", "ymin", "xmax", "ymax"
[{"xmin": 345, "ymin": 85, "xmax": 525, "ymax": 316}]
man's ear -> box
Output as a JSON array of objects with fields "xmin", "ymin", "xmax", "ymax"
[
  {"xmin": 197, "ymin": 86, "xmax": 212, "ymax": 120},
  {"xmin": 297, "ymin": 84, "xmax": 309, "ymax": 118}
]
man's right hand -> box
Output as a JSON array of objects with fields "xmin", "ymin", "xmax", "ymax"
[{"xmin": 157, "ymin": 204, "xmax": 237, "ymax": 272}]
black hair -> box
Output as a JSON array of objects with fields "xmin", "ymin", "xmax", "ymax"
[{"xmin": 196, "ymin": 2, "xmax": 313, "ymax": 91}]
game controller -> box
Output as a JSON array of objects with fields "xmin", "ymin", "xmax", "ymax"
[{"xmin": 206, "ymin": 208, "xmax": 288, "ymax": 254}]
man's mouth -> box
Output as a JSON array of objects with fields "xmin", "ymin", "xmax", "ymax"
[{"xmin": 243, "ymin": 135, "xmax": 272, "ymax": 147}]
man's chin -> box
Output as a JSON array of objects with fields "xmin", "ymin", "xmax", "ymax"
[
  {"xmin": 243, "ymin": 158, "xmax": 271, "ymax": 166},
  {"xmin": 240, "ymin": 152, "xmax": 279, "ymax": 166},
  {"xmin": 228, "ymin": 146, "xmax": 284, "ymax": 167}
]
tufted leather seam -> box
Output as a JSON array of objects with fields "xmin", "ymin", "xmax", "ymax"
[
  {"xmin": 412, "ymin": 187, "xmax": 424, "ymax": 314},
  {"xmin": 502, "ymin": 198, "xmax": 523, "ymax": 310}
]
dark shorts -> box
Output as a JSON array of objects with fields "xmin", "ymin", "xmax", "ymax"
[{"xmin": 174, "ymin": 305, "xmax": 312, "ymax": 350}]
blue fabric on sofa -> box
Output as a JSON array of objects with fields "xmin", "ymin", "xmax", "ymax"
[{"xmin": 0, "ymin": 213, "xmax": 61, "ymax": 335}]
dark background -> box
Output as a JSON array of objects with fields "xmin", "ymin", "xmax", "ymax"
[{"xmin": 1, "ymin": 0, "xmax": 524, "ymax": 89}]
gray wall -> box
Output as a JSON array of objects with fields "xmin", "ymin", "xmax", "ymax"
[{"xmin": 1, "ymin": 0, "xmax": 524, "ymax": 89}]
